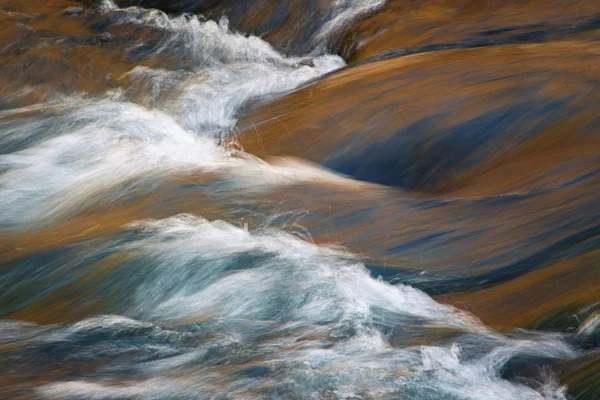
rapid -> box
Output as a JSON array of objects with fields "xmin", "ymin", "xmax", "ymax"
[{"xmin": 0, "ymin": 1, "xmax": 598, "ymax": 399}]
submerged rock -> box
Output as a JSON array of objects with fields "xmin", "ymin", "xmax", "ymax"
[
  {"xmin": 238, "ymin": 42, "xmax": 600, "ymax": 195},
  {"xmin": 339, "ymin": 0, "xmax": 600, "ymax": 61}
]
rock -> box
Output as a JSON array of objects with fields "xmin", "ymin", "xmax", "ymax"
[
  {"xmin": 238, "ymin": 42, "xmax": 600, "ymax": 195},
  {"xmin": 339, "ymin": 0, "xmax": 600, "ymax": 61},
  {"xmin": 437, "ymin": 249, "xmax": 600, "ymax": 329}
]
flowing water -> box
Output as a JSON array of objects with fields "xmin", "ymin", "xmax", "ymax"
[{"xmin": 0, "ymin": 1, "xmax": 597, "ymax": 399}]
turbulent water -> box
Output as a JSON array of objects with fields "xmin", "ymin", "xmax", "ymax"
[{"xmin": 0, "ymin": 1, "xmax": 596, "ymax": 399}]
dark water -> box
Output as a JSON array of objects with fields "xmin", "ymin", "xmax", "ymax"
[{"xmin": 0, "ymin": 1, "xmax": 598, "ymax": 399}]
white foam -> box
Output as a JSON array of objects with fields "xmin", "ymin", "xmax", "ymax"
[
  {"xmin": 416, "ymin": 345, "xmax": 567, "ymax": 400},
  {"xmin": 111, "ymin": 10, "xmax": 345, "ymax": 133},
  {"xmin": 38, "ymin": 379, "xmax": 198, "ymax": 400},
  {"xmin": 0, "ymin": 97, "xmax": 368, "ymax": 228},
  {"xmin": 124, "ymin": 214, "xmax": 478, "ymax": 330},
  {"xmin": 116, "ymin": 214, "xmax": 572, "ymax": 399},
  {"xmin": 29, "ymin": 213, "xmax": 574, "ymax": 399},
  {"xmin": 315, "ymin": 0, "xmax": 386, "ymax": 45},
  {"xmin": 0, "ymin": 101, "xmax": 222, "ymax": 226},
  {"xmin": 0, "ymin": 7, "xmax": 347, "ymax": 228}
]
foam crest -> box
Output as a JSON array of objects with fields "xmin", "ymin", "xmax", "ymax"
[
  {"xmin": 109, "ymin": 9, "xmax": 345, "ymax": 133},
  {"xmin": 0, "ymin": 101, "xmax": 223, "ymax": 227},
  {"xmin": 19, "ymin": 214, "xmax": 574, "ymax": 399},
  {"xmin": 167, "ymin": 53, "xmax": 344, "ymax": 133},
  {"xmin": 0, "ymin": 101, "xmax": 357, "ymax": 228},
  {"xmin": 124, "ymin": 214, "xmax": 478, "ymax": 330},
  {"xmin": 39, "ymin": 380, "xmax": 197, "ymax": 400},
  {"xmin": 316, "ymin": 0, "xmax": 386, "ymax": 45}
]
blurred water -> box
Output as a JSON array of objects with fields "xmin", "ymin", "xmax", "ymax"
[{"xmin": 0, "ymin": 1, "xmax": 589, "ymax": 399}]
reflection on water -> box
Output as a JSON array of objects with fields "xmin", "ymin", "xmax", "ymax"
[{"xmin": 0, "ymin": 0, "xmax": 599, "ymax": 399}]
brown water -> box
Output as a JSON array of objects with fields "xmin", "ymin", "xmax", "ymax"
[{"xmin": 0, "ymin": 1, "xmax": 599, "ymax": 399}]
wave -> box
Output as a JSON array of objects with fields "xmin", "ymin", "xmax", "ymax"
[
  {"xmin": 3, "ymin": 215, "xmax": 575, "ymax": 399},
  {"xmin": 0, "ymin": 1, "xmax": 595, "ymax": 399}
]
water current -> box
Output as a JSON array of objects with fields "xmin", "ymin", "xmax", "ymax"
[{"xmin": 0, "ymin": 1, "xmax": 595, "ymax": 399}]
